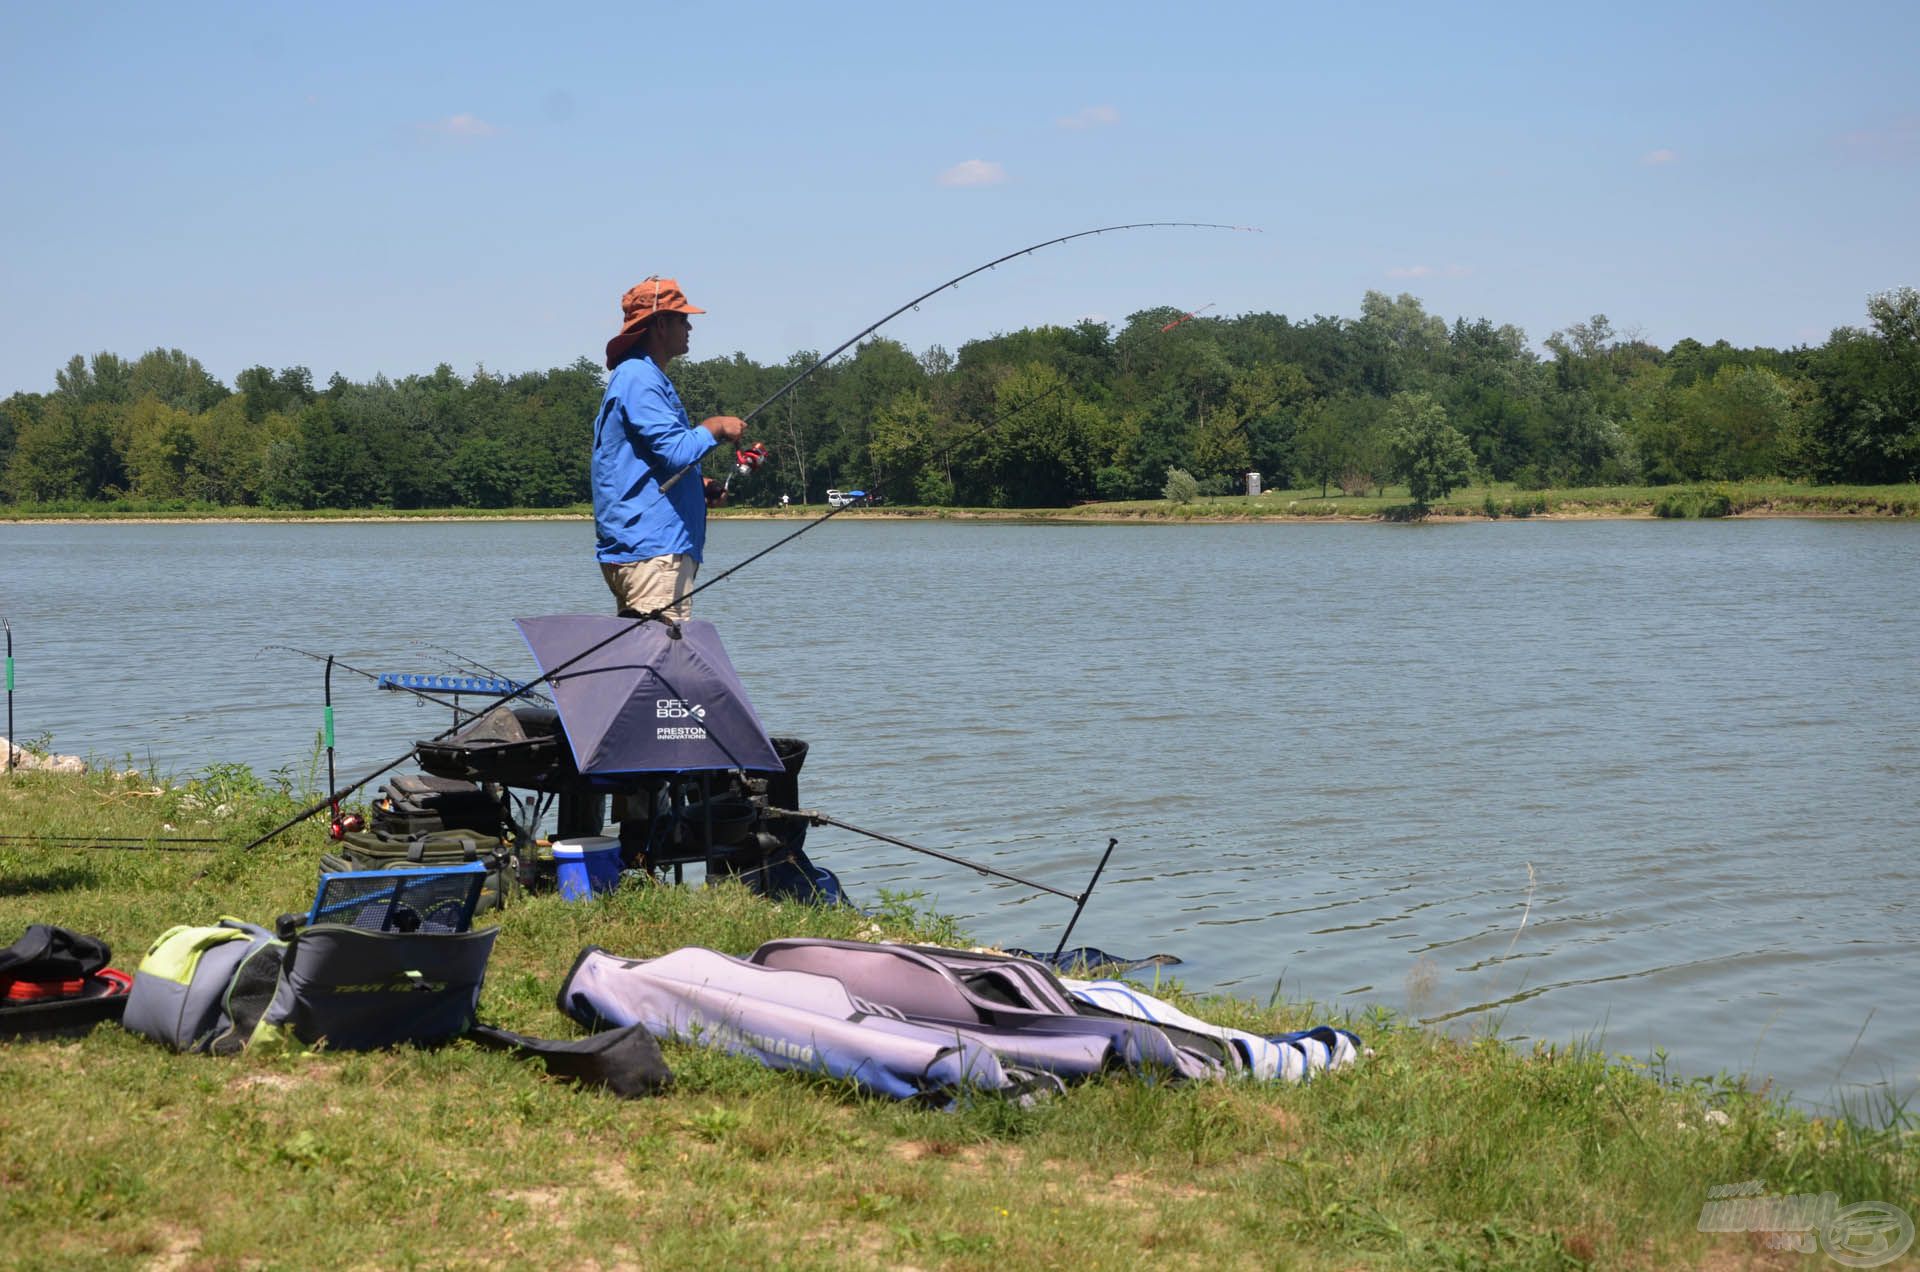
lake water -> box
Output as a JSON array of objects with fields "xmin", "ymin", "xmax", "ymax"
[{"xmin": 3, "ymin": 515, "xmax": 1916, "ymax": 1112}]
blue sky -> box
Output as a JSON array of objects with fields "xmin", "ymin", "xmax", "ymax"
[{"xmin": 2, "ymin": 2, "xmax": 1916, "ymax": 396}]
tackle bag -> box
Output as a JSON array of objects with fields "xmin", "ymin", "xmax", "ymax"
[
  {"xmin": 0, "ymin": 925, "xmax": 133, "ymax": 1041},
  {"xmin": 254, "ymin": 924, "xmax": 497, "ymax": 1051},
  {"xmin": 0, "ymin": 924, "xmax": 111, "ymax": 983},
  {"xmin": 373, "ymin": 773, "xmax": 504, "ymax": 838},
  {"xmin": 121, "ymin": 919, "xmax": 286, "ymax": 1055},
  {"xmin": 323, "ymin": 828, "xmax": 515, "ymax": 914}
]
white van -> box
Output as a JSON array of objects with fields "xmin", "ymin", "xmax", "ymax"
[{"xmin": 826, "ymin": 489, "xmax": 864, "ymax": 508}]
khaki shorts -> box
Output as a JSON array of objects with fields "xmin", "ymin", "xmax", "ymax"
[{"xmin": 600, "ymin": 555, "xmax": 698, "ymax": 622}]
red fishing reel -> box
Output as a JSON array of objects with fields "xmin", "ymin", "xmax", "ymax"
[{"xmin": 733, "ymin": 442, "xmax": 769, "ymax": 477}]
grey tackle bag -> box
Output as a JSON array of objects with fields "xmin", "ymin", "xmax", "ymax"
[
  {"xmin": 254, "ymin": 924, "xmax": 498, "ymax": 1051},
  {"xmin": 121, "ymin": 919, "xmax": 285, "ymax": 1055}
]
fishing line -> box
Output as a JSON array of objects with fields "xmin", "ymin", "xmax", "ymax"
[
  {"xmin": 210, "ymin": 384, "xmax": 1075, "ymax": 867},
  {"xmin": 658, "ymin": 220, "xmax": 1258, "ymax": 494}
]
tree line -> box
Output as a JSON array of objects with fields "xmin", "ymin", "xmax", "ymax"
[{"xmin": 2, "ymin": 287, "xmax": 1915, "ymax": 511}]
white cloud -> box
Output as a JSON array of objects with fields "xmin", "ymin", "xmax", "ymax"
[
  {"xmin": 1057, "ymin": 105, "xmax": 1120, "ymax": 130},
  {"xmin": 937, "ymin": 159, "xmax": 1007, "ymax": 188},
  {"xmin": 1386, "ymin": 264, "xmax": 1471, "ymax": 280},
  {"xmin": 421, "ymin": 113, "xmax": 499, "ymax": 139},
  {"xmin": 1641, "ymin": 148, "xmax": 1678, "ymax": 165}
]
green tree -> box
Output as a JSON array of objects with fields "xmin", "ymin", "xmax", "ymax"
[
  {"xmin": 868, "ymin": 389, "xmax": 939, "ymax": 504},
  {"xmin": 1804, "ymin": 287, "xmax": 1920, "ymax": 482},
  {"xmin": 127, "ymin": 348, "xmax": 229, "ymax": 413},
  {"xmin": 123, "ymin": 397, "xmax": 200, "ymax": 499},
  {"xmin": 53, "ymin": 352, "xmax": 133, "ymax": 406},
  {"xmin": 3, "ymin": 399, "xmax": 120, "ymax": 501},
  {"xmin": 1292, "ymin": 399, "xmax": 1345, "ymax": 497},
  {"xmin": 1687, "ymin": 364, "xmax": 1804, "ymax": 479},
  {"xmin": 1385, "ymin": 391, "xmax": 1474, "ymax": 505}
]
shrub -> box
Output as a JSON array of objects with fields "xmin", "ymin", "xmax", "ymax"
[{"xmin": 1162, "ymin": 467, "xmax": 1199, "ymax": 504}]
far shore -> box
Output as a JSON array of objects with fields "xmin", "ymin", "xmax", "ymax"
[{"xmin": 3, "ymin": 480, "xmax": 1916, "ymax": 525}]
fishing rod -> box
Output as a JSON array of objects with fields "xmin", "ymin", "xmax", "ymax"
[
  {"xmin": 767, "ymin": 806, "xmax": 1077, "ymax": 899},
  {"xmin": 3, "ymin": 617, "xmax": 12, "ymax": 773},
  {"xmin": 768, "ymin": 807, "xmax": 1122, "ymax": 954},
  {"xmin": 659, "ymin": 221, "xmax": 1258, "ymax": 495},
  {"xmin": 0, "ymin": 833, "xmax": 225, "ymax": 844},
  {"xmin": 265, "ymin": 646, "xmax": 478, "ymax": 719},
  {"xmin": 204, "ymin": 494, "xmax": 882, "ymax": 871},
  {"xmin": 410, "ymin": 641, "xmax": 554, "ymax": 707},
  {"xmin": 4, "ymin": 839, "xmax": 225, "ymax": 853},
  {"xmin": 220, "ymin": 386, "xmax": 1082, "ymax": 868},
  {"xmin": 1159, "ymin": 302, "xmax": 1215, "ymax": 334}
]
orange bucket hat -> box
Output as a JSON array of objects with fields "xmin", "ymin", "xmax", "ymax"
[{"xmin": 605, "ymin": 276, "xmax": 706, "ymax": 368}]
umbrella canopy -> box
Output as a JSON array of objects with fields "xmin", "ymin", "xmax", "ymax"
[{"xmin": 514, "ymin": 616, "xmax": 784, "ymax": 775}]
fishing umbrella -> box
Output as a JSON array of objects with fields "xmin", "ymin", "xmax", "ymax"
[{"xmin": 514, "ymin": 617, "xmax": 784, "ymax": 775}]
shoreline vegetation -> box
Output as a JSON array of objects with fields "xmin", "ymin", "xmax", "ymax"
[
  {"xmin": 2, "ymin": 480, "xmax": 1917, "ymax": 526},
  {"xmin": 2, "ymin": 766, "xmax": 1914, "ymax": 1269},
  {"xmin": 7, "ymin": 288, "xmax": 1919, "ymax": 526}
]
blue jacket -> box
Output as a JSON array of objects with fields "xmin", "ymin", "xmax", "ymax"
[{"xmin": 591, "ymin": 356, "xmax": 718, "ymax": 563}]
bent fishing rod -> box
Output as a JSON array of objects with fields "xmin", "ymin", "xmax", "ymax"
[
  {"xmin": 658, "ymin": 220, "xmax": 1257, "ymax": 495},
  {"xmin": 206, "ymin": 384, "xmax": 1075, "ymax": 871},
  {"xmin": 767, "ymin": 807, "xmax": 1122, "ymax": 958}
]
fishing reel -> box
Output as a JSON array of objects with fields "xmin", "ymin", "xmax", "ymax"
[
  {"xmin": 711, "ymin": 442, "xmax": 770, "ymax": 506},
  {"xmin": 732, "ymin": 442, "xmax": 769, "ymax": 478}
]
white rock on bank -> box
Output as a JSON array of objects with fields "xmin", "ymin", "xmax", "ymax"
[{"xmin": 0, "ymin": 738, "xmax": 88, "ymax": 775}]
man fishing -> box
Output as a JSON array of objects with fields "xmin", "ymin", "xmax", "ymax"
[{"xmin": 592, "ymin": 277, "xmax": 745, "ymax": 621}]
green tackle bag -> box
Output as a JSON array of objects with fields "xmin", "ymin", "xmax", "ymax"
[{"xmin": 323, "ymin": 829, "xmax": 516, "ymax": 914}]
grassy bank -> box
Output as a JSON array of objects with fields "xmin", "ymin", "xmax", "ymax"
[
  {"xmin": 3, "ymin": 481, "xmax": 1918, "ymax": 525},
  {"xmin": 2, "ymin": 768, "xmax": 1912, "ymax": 1270},
  {"xmin": 1026, "ymin": 480, "xmax": 1920, "ymax": 522}
]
